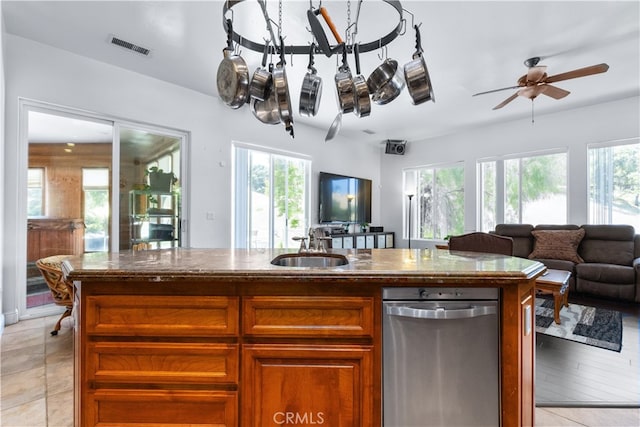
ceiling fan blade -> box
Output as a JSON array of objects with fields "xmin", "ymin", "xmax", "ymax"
[
  {"xmin": 492, "ymin": 93, "xmax": 519, "ymax": 110},
  {"xmin": 526, "ymin": 65, "xmax": 547, "ymax": 83},
  {"xmin": 473, "ymin": 86, "xmax": 520, "ymax": 97},
  {"xmin": 540, "ymin": 84, "xmax": 570, "ymax": 99},
  {"xmin": 545, "ymin": 63, "xmax": 609, "ymax": 83}
]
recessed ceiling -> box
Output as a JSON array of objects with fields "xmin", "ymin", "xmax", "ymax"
[{"xmin": 4, "ymin": 1, "xmax": 639, "ymax": 144}]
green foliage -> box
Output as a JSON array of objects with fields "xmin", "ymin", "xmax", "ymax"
[
  {"xmin": 84, "ymin": 189, "xmax": 109, "ymax": 234},
  {"xmin": 273, "ymin": 158, "xmax": 305, "ymax": 229},
  {"xmin": 417, "ymin": 166, "xmax": 464, "ymax": 239},
  {"xmin": 505, "ymin": 153, "xmax": 566, "ymax": 221},
  {"xmin": 250, "ymin": 164, "xmax": 268, "ymax": 194}
]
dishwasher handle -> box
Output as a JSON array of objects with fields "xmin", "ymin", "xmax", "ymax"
[{"xmin": 385, "ymin": 304, "xmax": 497, "ymax": 320}]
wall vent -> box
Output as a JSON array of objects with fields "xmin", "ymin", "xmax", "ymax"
[{"xmin": 110, "ymin": 36, "xmax": 151, "ymax": 56}]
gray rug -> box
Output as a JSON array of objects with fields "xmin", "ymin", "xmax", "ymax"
[{"xmin": 535, "ymin": 298, "xmax": 623, "ymax": 352}]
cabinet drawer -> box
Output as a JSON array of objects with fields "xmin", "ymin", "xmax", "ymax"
[
  {"xmin": 243, "ymin": 297, "xmax": 374, "ymax": 338},
  {"xmin": 85, "ymin": 295, "xmax": 238, "ymax": 336},
  {"xmin": 85, "ymin": 389, "xmax": 237, "ymax": 426},
  {"xmin": 88, "ymin": 342, "xmax": 238, "ymax": 384}
]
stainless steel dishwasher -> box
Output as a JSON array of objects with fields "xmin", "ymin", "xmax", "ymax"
[{"xmin": 383, "ymin": 287, "xmax": 500, "ymax": 427}]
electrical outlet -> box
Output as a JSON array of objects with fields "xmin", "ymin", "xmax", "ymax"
[{"xmin": 206, "ymin": 212, "xmax": 215, "ymax": 220}]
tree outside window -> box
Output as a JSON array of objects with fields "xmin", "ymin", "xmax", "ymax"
[
  {"xmin": 479, "ymin": 152, "xmax": 567, "ymax": 230},
  {"xmin": 588, "ymin": 141, "xmax": 639, "ymax": 229},
  {"xmin": 405, "ymin": 164, "xmax": 464, "ymax": 240},
  {"xmin": 235, "ymin": 146, "xmax": 310, "ymax": 249}
]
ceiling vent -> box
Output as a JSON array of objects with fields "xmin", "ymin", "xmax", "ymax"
[{"xmin": 109, "ymin": 35, "xmax": 151, "ymax": 56}]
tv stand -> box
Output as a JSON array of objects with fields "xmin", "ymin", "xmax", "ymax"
[{"xmin": 330, "ymin": 232, "xmax": 395, "ymax": 249}]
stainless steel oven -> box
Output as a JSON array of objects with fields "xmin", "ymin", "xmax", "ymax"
[{"xmin": 383, "ymin": 287, "xmax": 500, "ymax": 427}]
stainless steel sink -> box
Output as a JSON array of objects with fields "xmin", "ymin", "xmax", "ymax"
[{"xmin": 270, "ymin": 253, "xmax": 349, "ymax": 268}]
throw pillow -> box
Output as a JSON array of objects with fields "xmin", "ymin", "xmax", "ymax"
[{"xmin": 529, "ymin": 229, "xmax": 585, "ymax": 263}]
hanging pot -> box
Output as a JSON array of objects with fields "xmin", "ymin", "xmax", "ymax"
[
  {"xmin": 249, "ymin": 40, "xmax": 273, "ymax": 101},
  {"xmin": 404, "ymin": 25, "xmax": 435, "ymax": 105},
  {"xmin": 335, "ymin": 45, "xmax": 356, "ymax": 115},
  {"xmin": 352, "ymin": 43, "xmax": 371, "ymax": 118},
  {"xmin": 299, "ymin": 43, "xmax": 323, "ymax": 117},
  {"xmin": 367, "ymin": 58, "xmax": 405, "ymax": 105},
  {"xmin": 251, "ymin": 64, "xmax": 281, "ymax": 125},
  {"xmin": 272, "ymin": 36, "xmax": 294, "ymax": 138},
  {"xmin": 216, "ymin": 19, "xmax": 250, "ymax": 109}
]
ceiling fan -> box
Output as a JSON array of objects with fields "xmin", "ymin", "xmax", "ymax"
[{"xmin": 473, "ymin": 57, "xmax": 610, "ymax": 110}]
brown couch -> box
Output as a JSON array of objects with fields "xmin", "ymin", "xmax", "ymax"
[{"xmin": 494, "ymin": 224, "xmax": 640, "ymax": 303}]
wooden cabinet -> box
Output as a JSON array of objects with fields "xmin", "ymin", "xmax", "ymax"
[
  {"xmin": 70, "ymin": 249, "xmax": 542, "ymax": 427},
  {"xmin": 76, "ymin": 291, "xmax": 239, "ymax": 427},
  {"xmin": 241, "ymin": 296, "xmax": 375, "ymax": 426},
  {"xmin": 240, "ymin": 296, "xmax": 379, "ymax": 427},
  {"xmin": 242, "ymin": 345, "xmax": 373, "ymax": 427},
  {"xmin": 27, "ymin": 218, "xmax": 84, "ymax": 261},
  {"xmin": 77, "ymin": 289, "xmax": 376, "ymax": 427}
]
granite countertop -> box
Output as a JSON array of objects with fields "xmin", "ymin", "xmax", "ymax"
[{"xmin": 62, "ymin": 248, "xmax": 545, "ymax": 283}]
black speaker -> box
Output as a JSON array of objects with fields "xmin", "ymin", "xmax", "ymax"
[{"xmin": 385, "ymin": 140, "xmax": 406, "ymax": 155}]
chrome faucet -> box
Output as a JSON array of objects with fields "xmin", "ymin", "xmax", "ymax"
[
  {"xmin": 307, "ymin": 227, "xmax": 329, "ymax": 253},
  {"xmin": 293, "ymin": 236, "xmax": 308, "ymax": 253}
]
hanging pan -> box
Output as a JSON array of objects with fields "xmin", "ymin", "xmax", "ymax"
[
  {"xmin": 216, "ymin": 19, "xmax": 250, "ymax": 109},
  {"xmin": 251, "ymin": 62, "xmax": 281, "ymax": 125},
  {"xmin": 272, "ymin": 36, "xmax": 294, "ymax": 138},
  {"xmin": 249, "ymin": 40, "xmax": 273, "ymax": 101},
  {"xmin": 404, "ymin": 25, "xmax": 435, "ymax": 105},
  {"xmin": 299, "ymin": 43, "xmax": 323, "ymax": 117},
  {"xmin": 335, "ymin": 45, "xmax": 356, "ymax": 114},
  {"xmin": 353, "ymin": 43, "xmax": 371, "ymax": 118}
]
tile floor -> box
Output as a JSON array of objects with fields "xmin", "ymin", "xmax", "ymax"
[{"xmin": 1, "ymin": 314, "xmax": 639, "ymax": 427}]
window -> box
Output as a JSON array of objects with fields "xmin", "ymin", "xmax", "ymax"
[
  {"xmin": 479, "ymin": 152, "xmax": 567, "ymax": 231},
  {"xmin": 588, "ymin": 140, "xmax": 639, "ymax": 229},
  {"xmin": 234, "ymin": 145, "xmax": 311, "ymax": 249},
  {"xmin": 404, "ymin": 163, "xmax": 464, "ymax": 240},
  {"xmin": 83, "ymin": 168, "xmax": 110, "ymax": 252},
  {"xmin": 27, "ymin": 168, "xmax": 44, "ymax": 217}
]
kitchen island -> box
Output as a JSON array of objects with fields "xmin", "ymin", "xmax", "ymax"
[{"xmin": 63, "ymin": 248, "xmax": 545, "ymax": 427}]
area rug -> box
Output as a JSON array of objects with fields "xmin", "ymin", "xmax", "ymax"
[{"xmin": 535, "ymin": 298, "xmax": 623, "ymax": 352}]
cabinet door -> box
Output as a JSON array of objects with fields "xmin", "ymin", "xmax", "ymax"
[
  {"xmin": 377, "ymin": 234, "xmax": 386, "ymax": 248},
  {"xmin": 365, "ymin": 235, "xmax": 375, "ymax": 249},
  {"xmin": 385, "ymin": 233, "xmax": 394, "ymax": 248},
  {"xmin": 242, "ymin": 345, "xmax": 373, "ymax": 427},
  {"xmin": 332, "ymin": 237, "xmax": 343, "ymax": 249},
  {"xmin": 342, "ymin": 236, "xmax": 354, "ymax": 249},
  {"xmin": 355, "ymin": 235, "xmax": 366, "ymax": 248}
]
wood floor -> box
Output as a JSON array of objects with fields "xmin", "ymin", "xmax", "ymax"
[{"xmin": 535, "ymin": 295, "xmax": 640, "ymax": 406}]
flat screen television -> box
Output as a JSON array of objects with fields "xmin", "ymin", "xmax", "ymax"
[{"xmin": 319, "ymin": 172, "xmax": 372, "ymax": 224}]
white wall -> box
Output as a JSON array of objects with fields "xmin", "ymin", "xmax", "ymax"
[
  {"xmin": 2, "ymin": 34, "xmax": 382, "ymax": 323},
  {"xmin": 0, "ymin": 1, "xmax": 6, "ymax": 332},
  {"xmin": 380, "ymin": 95, "xmax": 640, "ymax": 248}
]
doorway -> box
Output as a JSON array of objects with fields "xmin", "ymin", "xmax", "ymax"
[{"xmin": 23, "ymin": 103, "xmax": 187, "ymax": 315}]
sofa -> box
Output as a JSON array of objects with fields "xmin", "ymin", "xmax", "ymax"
[{"xmin": 493, "ymin": 224, "xmax": 640, "ymax": 303}]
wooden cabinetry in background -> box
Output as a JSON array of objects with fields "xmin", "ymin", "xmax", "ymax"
[{"xmin": 27, "ymin": 218, "xmax": 84, "ymax": 261}]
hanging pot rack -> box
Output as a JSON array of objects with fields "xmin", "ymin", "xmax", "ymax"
[{"xmin": 222, "ymin": 0, "xmax": 406, "ymax": 56}]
